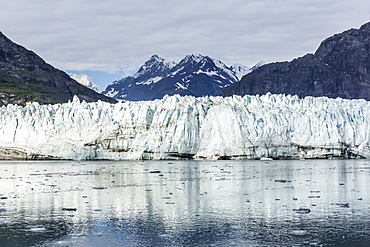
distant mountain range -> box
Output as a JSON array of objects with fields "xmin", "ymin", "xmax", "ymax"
[
  {"xmin": 223, "ymin": 21, "xmax": 370, "ymax": 101},
  {"xmin": 0, "ymin": 31, "xmax": 116, "ymax": 105},
  {"xmin": 5, "ymin": 20, "xmax": 370, "ymax": 105},
  {"xmin": 103, "ymin": 54, "xmax": 262, "ymax": 101}
]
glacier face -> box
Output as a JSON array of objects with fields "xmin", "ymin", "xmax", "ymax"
[{"xmin": 0, "ymin": 94, "xmax": 370, "ymax": 160}]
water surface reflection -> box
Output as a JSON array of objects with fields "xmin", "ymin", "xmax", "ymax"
[{"xmin": 0, "ymin": 160, "xmax": 369, "ymax": 246}]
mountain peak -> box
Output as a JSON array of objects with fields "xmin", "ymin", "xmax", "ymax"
[
  {"xmin": 182, "ymin": 54, "xmax": 207, "ymax": 63},
  {"xmin": 148, "ymin": 54, "xmax": 165, "ymax": 63},
  {"xmin": 141, "ymin": 54, "xmax": 175, "ymax": 66},
  {"xmin": 134, "ymin": 55, "xmax": 175, "ymax": 80}
]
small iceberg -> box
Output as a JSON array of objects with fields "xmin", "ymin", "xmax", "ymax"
[
  {"xmin": 260, "ymin": 157, "xmax": 273, "ymax": 161},
  {"xmin": 0, "ymin": 219, "xmax": 9, "ymax": 225},
  {"xmin": 30, "ymin": 227, "xmax": 47, "ymax": 232},
  {"xmin": 293, "ymin": 207, "xmax": 311, "ymax": 214},
  {"xmin": 291, "ymin": 230, "xmax": 308, "ymax": 236}
]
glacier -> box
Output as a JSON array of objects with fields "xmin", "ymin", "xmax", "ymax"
[{"xmin": 0, "ymin": 93, "xmax": 370, "ymax": 160}]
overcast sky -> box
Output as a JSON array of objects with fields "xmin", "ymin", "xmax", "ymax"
[{"xmin": 1, "ymin": 0, "xmax": 370, "ymax": 89}]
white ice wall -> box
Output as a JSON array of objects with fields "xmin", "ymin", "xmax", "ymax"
[{"xmin": 0, "ymin": 93, "xmax": 369, "ymax": 160}]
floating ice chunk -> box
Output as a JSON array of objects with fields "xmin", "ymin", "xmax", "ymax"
[
  {"xmin": 0, "ymin": 219, "xmax": 8, "ymax": 225},
  {"xmin": 260, "ymin": 157, "xmax": 273, "ymax": 161},
  {"xmin": 293, "ymin": 208, "xmax": 311, "ymax": 214},
  {"xmin": 230, "ymin": 225, "xmax": 243, "ymax": 230},
  {"xmin": 291, "ymin": 230, "xmax": 308, "ymax": 236},
  {"xmin": 30, "ymin": 227, "xmax": 46, "ymax": 232}
]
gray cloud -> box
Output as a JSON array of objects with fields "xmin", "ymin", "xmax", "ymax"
[{"xmin": 1, "ymin": 0, "xmax": 369, "ymax": 76}]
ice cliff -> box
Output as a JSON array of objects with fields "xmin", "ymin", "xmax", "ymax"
[{"xmin": 1, "ymin": 93, "xmax": 370, "ymax": 160}]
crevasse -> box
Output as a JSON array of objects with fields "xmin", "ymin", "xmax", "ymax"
[{"xmin": 0, "ymin": 93, "xmax": 369, "ymax": 160}]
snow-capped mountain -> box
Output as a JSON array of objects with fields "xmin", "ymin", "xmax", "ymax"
[
  {"xmin": 70, "ymin": 73, "xmax": 102, "ymax": 93},
  {"xmin": 249, "ymin": 60, "xmax": 265, "ymax": 71},
  {"xmin": 134, "ymin": 54, "xmax": 176, "ymax": 81},
  {"xmin": 103, "ymin": 54, "xmax": 261, "ymax": 101},
  {"xmin": 230, "ymin": 63, "xmax": 250, "ymax": 80},
  {"xmin": 1, "ymin": 93, "xmax": 370, "ymax": 160}
]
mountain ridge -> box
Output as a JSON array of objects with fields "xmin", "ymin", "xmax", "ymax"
[
  {"xmin": 222, "ymin": 21, "xmax": 370, "ymax": 100},
  {"xmin": 103, "ymin": 54, "xmax": 260, "ymax": 101},
  {"xmin": 0, "ymin": 31, "xmax": 117, "ymax": 105}
]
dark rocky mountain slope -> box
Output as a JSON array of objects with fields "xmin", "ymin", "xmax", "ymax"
[
  {"xmin": 222, "ymin": 21, "xmax": 370, "ymax": 100},
  {"xmin": 0, "ymin": 31, "xmax": 116, "ymax": 105}
]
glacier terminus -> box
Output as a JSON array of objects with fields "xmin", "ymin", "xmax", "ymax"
[{"xmin": 0, "ymin": 93, "xmax": 369, "ymax": 160}]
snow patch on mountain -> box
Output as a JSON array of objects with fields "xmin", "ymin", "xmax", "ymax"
[
  {"xmin": 1, "ymin": 94, "xmax": 369, "ymax": 160},
  {"xmin": 195, "ymin": 69, "xmax": 219, "ymax": 77},
  {"xmin": 213, "ymin": 59, "xmax": 238, "ymax": 80},
  {"xmin": 104, "ymin": 88, "xmax": 119, "ymax": 98},
  {"xmin": 175, "ymin": 82, "xmax": 188, "ymax": 90},
  {"xmin": 136, "ymin": 76, "xmax": 163, "ymax": 85}
]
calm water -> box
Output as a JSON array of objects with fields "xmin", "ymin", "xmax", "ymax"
[{"xmin": 0, "ymin": 160, "xmax": 369, "ymax": 246}]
